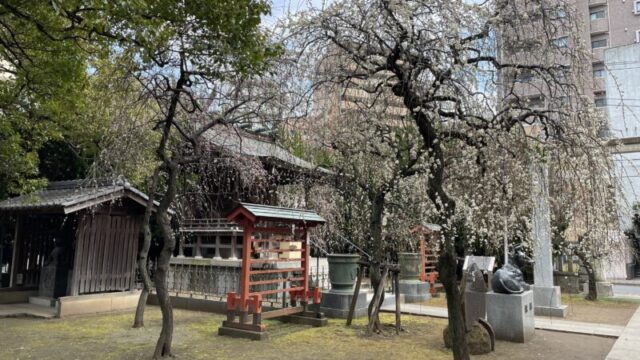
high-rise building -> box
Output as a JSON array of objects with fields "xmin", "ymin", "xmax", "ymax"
[
  {"xmin": 580, "ymin": 0, "xmax": 640, "ymax": 110},
  {"xmin": 502, "ymin": 1, "xmax": 640, "ymax": 280}
]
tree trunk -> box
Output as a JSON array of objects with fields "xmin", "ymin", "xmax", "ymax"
[
  {"xmin": 367, "ymin": 263, "xmax": 386, "ymax": 332},
  {"xmin": 152, "ymin": 163, "xmax": 179, "ymax": 359},
  {"xmin": 577, "ymin": 252, "xmax": 598, "ymax": 301},
  {"xmin": 367, "ymin": 192, "xmax": 386, "ymax": 332},
  {"xmin": 412, "ymin": 110, "xmax": 470, "ymax": 360},
  {"xmin": 133, "ymin": 169, "xmax": 161, "ymax": 328}
]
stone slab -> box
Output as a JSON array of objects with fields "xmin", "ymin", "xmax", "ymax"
[
  {"xmin": 0, "ymin": 288, "xmax": 38, "ymax": 304},
  {"xmin": 281, "ymin": 313, "xmax": 328, "ymax": 327},
  {"xmin": 57, "ymin": 290, "xmax": 140, "ymax": 318},
  {"xmin": 464, "ymin": 290, "xmax": 486, "ymax": 328},
  {"xmin": 398, "ymin": 280, "xmax": 430, "ymax": 303},
  {"xmin": 29, "ymin": 296, "xmax": 56, "ymax": 308},
  {"xmin": 218, "ymin": 326, "xmax": 267, "ymax": 340},
  {"xmin": 606, "ymin": 306, "xmax": 640, "ymax": 359},
  {"xmin": 0, "ymin": 303, "xmax": 57, "ymax": 319},
  {"xmin": 486, "ymin": 290, "xmax": 535, "ymax": 343}
]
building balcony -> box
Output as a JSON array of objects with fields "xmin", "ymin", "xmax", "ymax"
[
  {"xmin": 590, "ymin": 18, "xmax": 609, "ymax": 34},
  {"xmin": 593, "ymin": 77, "xmax": 606, "ymax": 93},
  {"xmin": 592, "ymin": 47, "xmax": 606, "ymax": 63},
  {"xmin": 588, "ymin": 0, "xmax": 607, "ymax": 7}
]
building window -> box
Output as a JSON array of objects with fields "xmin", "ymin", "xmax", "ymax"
[
  {"xmin": 636, "ymin": 30, "xmax": 640, "ymax": 43},
  {"xmin": 593, "ymin": 68, "xmax": 605, "ymax": 78},
  {"xmin": 595, "ymin": 98, "xmax": 607, "ymax": 107},
  {"xmin": 550, "ymin": 8, "xmax": 567, "ymax": 20},
  {"xmin": 590, "ymin": 10, "xmax": 605, "ymax": 20},
  {"xmin": 515, "ymin": 69, "xmax": 534, "ymax": 83},
  {"xmin": 591, "ymin": 38, "xmax": 608, "ymax": 49},
  {"xmin": 553, "ymin": 36, "xmax": 569, "ymax": 48},
  {"xmin": 635, "ymin": 0, "xmax": 640, "ymax": 14}
]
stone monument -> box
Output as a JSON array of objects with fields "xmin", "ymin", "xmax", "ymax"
[
  {"xmin": 531, "ymin": 160, "xmax": 568, "ymax": 317},
  {"xmin": 462, "ymin": 256, "xmax": 495, "ymax": 329},
  {"xmin": 486, "ymin": 264, "xmax": 535, "ymax": 343}
]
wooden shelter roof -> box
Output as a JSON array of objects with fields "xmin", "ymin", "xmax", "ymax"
[
  {"xmin": 0, "ymin": 178, "xmax": 157, "ymax": 214},
  {"xmin": 226, "ymin": 202, "xmax": 326, "ymax": 225},
  {"xmin": 204, "ymin": 126, "xmax": 332, "ymax": 175}
]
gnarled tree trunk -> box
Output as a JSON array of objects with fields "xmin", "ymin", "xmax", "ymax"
[
  {"xmin": 152, "ymin": 162, "xmax": 179, "ymax": 359},
  {"xmin": 367, "ymin": 192, "xmax": 387, "ymax": 332},
  {"xmin": 413, "ymin": 111, "xmax": 470, "ymax": 360},
  {"xmin": 133, "ymin": 169, "xmax": 160, "ymax": 328}
]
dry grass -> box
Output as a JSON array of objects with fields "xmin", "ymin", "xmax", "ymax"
[
  {"xmin": 0, "ymin": 308, "xmax": 451, "ymax": 360},
  {"xmin": 0, "ymin": 306, "xmax": 617, "ymax": 359}
]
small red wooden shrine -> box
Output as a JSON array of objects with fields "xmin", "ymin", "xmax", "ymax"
[
  {"xmin": 411, "ymin": 223, "xmax": 442, "ymax": 295},
  {"xmin": 219, "ymin": 202, "xmax": 326, "ymax": 339}
]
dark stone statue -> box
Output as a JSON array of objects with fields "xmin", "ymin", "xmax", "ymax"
[{"xmin": 491, "ymin": 264, "xmax": 530, "ymax": 294}]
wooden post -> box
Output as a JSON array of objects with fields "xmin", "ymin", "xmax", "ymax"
[
  {"xmin": 394, "ymin": 271, "xmax": 401, "ymax": 335},
  {"xmin": 346, "ymin": 264, "xmax": 365, "ymax": 326},
  {"xmin": 367, "ymin": 266, "xmax": 389, "ymax": 335},
  {"xmin": 419, "ymin": 235, "xmax": 426, "ymax": 282},
  {"xmin": 239, "ymin": 222, "xmax": 253, "ymax": 314},
  {"xmin": 9, "ymin": 215, "xmax": 20, "ymax": 288},
  {"xmin": 302, "ymin": 228, "xmax": 310, "ymax": 305}
]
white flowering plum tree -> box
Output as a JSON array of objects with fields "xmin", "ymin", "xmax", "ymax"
[{"xmin": 284, "ymin": 0, "xmax": 617, "ymax": 358}]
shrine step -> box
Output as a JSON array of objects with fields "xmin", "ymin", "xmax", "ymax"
[{"xmin": 29, "ymin": 297, "xmax": 56, "ymax": 308}]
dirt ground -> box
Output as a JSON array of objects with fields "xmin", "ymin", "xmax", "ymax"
[
  {"xmin": 421, "ymin": 293, "xmax": 639, "ymax": 325},
  {"xmin": 0, "ymin": 307, "xmax": 615, "ymax": 360}
]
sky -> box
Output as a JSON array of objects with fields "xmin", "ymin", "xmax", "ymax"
[{"xmin": 264, "ymin": 0, "xmax": 331, "ymax": 26}]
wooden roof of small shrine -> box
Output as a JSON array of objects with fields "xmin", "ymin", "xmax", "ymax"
[
  {"xmin": 0, "ymin": 178, "xmax": 158, "ymax": 214},
  {"xmin": 410, "ymin": 222, "xmax": 442, "ymax": 234},
  {"xmin": 226, "ymin": 202, "xmax": 325, "ymax": 226}
]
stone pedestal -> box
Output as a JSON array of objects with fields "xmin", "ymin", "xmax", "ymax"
[
  {"xmin": 582, "ymin": 282, "xmax": 614, "ymax": 298},
  {"xmin": 398, "ymin": 280, "xmax": 430, "ymax": 303},
  {"xmin": 320, "ymin": 289, "xmax": 368, "ymax": 319},
  {"xmin": 486, "ymin": 290, "xmax": 535, "ymax": 343},
  {"xmin": 597, "ymin": 282, "xmax": 614, "ymax": 297},
  {"xmin": 464, "ymin": 290, "xmax": 486, "ymax": 328},
  {"xmin": 532, "ymin": 285, "xmax": 567, "ymax": 317}
]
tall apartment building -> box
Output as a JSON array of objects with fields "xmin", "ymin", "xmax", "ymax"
[
  {"xmin": 501, "ymin": 1, "xmax": 640, "ymax": 279},
  {"xmin": 581, "ymin": 0, "xmax": 640, "ymax": 110}
]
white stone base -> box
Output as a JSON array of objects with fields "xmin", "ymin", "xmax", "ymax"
[
  {"xmin": 533, "ymin": 285, "xmax": 567, "ymax": 317},
  {"xmin": 486, "ymin": 290, "xmax": 535, "ymax": 343},
  {"xmin": 581, "ymin": 282, "xmax": 614, "ymax": 298}
]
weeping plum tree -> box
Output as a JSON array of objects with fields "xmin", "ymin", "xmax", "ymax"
[
  {"xmin": 286, "ymin": 0, "xmax": 614, "ymax": 358},
  {"xmin": 321, "ymin": 99, "xmax": 428, "ymax": 331}
]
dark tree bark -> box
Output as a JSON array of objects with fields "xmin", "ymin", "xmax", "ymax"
[
  {"xmin": 133, "ymin": 168, "xmax": 161, "ymax": 328},
  {"xmin": 152, "ymin": 162, "xmax": 179, "ymax": 359},
  {"xmin": 412, "ymin": 111, "xmax": 470, "ymax": 360},
  {"xmin": 575, "ymin": 250, "xmax": 598, "ymax": 301},
  {"xmin": 367, "ymin": 191, "xmax": 388, "ymax": 332}
]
